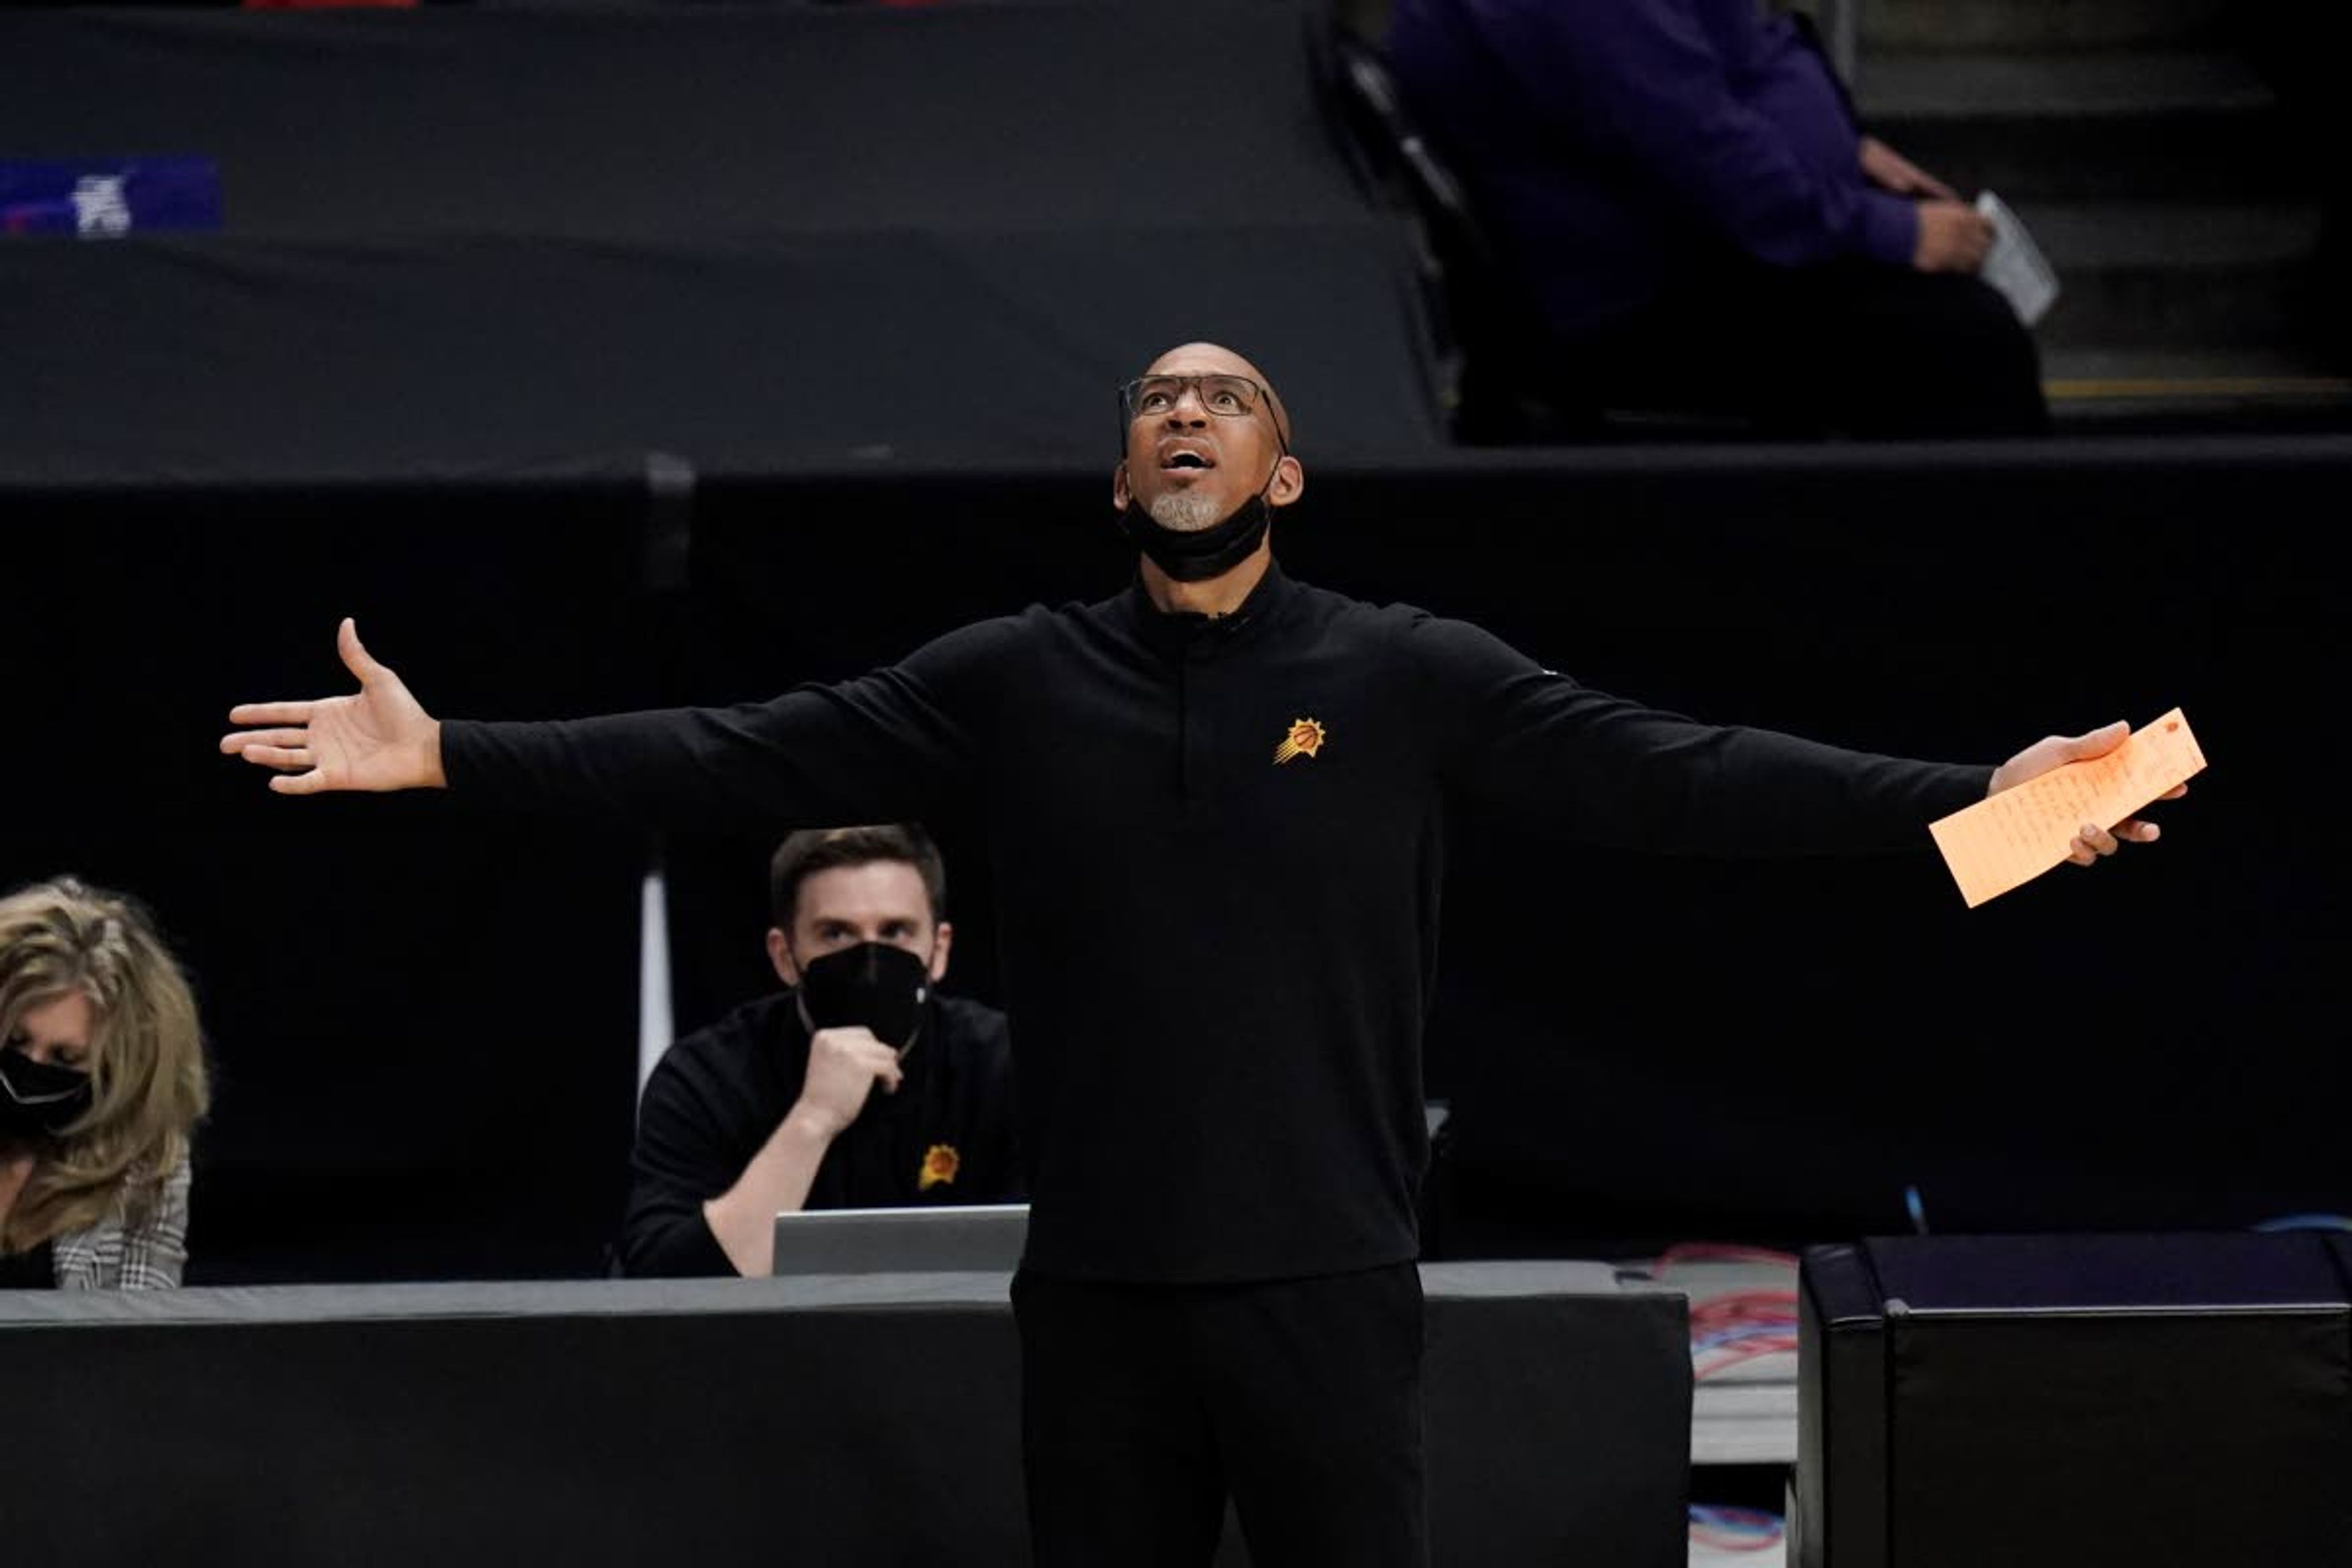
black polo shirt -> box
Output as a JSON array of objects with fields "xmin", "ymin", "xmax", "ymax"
[{"xmin": 620, "ymin": 990, "xmax": 1021, "ymax": 1278}]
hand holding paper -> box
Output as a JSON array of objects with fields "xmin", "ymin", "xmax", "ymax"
[{"xmin": 1932, "ymin": 710, "xmax": 2204, "ymax": 908}]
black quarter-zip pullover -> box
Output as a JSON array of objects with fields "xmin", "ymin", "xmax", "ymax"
[{"xmin": 444, "ymin": 560, "xmax": 1989, "ymax": 1283}]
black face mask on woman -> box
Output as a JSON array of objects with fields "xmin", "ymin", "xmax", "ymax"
[
  {"xmin": 0, "ymin": 1049, "xmax": 94, "ymax": 1140},
  {"xmin": 794, "ymin": 942, "xmax": 932, "ymax": 1052}
]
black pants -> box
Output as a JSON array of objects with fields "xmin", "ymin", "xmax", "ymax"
[
  {"xmin": 1012, "ymin": 1262, "xmax": 1427, "ymax": 1568},
  {"xmin": 1573, "ymin": 259, "xmax": 2051, "ymax": 439}
]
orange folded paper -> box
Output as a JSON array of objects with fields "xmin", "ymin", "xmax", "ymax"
[{"xmin": 1930, "ymin": 709, "xmax": 2207, "ymax": 908}]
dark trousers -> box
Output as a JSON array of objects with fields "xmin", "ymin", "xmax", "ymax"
[
  {"xmin": 1574, "ymin": 259, "xmax": 2051, "ymax": 439},
  {"xmin": 1012, "ymin": 1262, "xmax": 1427, "ymax": 1568}
]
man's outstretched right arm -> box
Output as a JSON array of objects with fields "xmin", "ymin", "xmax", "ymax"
[{"xmin": 222, "ymin": 614, "xmax": 1020, "ymax": 828}]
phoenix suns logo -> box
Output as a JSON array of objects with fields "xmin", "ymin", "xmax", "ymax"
[{"xmin": 1273, "ymin": 718, "xmax": 1327, "ymax": 765}]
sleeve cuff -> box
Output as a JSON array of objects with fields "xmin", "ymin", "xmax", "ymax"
[
  {"xmin": 436, "ymin": 718, "xmax": 474, "ymax": 790},
  {"xmin": 1856, "ymin": 190, "xmax": 1920, "ymax": 268},
  {"xmin": 618, "ymin": 1211, "xmax": 742, "ymax": 1278}
]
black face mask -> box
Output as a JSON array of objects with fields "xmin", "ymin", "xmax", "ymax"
[
  {"xmin": 1116, "ymin": 488, "xmax": 1275, "ymax": 582},
  {"xmin": 794, "ymin": 942, "xmax": 931, "ymax": 1052},
  {"xmin": 0, "ymin": 1049, "xmax": 94, "ymax": 1140}
]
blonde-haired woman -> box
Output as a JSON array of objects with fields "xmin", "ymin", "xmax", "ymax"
[{"xmin": 0, "ymin": 877, "xmax": 209, "ymax": 1289}]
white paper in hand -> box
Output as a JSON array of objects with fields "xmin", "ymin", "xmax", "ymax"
[{"xmin": 1973, "ymin": 190, "xmax": 2059, "ymax": 327}]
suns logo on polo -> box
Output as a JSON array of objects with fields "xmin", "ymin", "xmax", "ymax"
[
  {"xmin": 1273, "ymin": 718, "xmax": 1327, "ymax": 765},
  {"xmin": 918, "ymin": 1144, "xmax": 960, "ymax": 1191}
]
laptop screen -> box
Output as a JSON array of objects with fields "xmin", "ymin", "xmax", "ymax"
[{"xmin": 770, "ymin": 1204, "xmax": 1030, "ymax": 1276}]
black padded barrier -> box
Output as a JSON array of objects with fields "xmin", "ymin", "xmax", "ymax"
[
  {"xmin": 0, "ymin": 1262, "xmax": 1691, "ymax": 1568},
  {"xmin": 1796, "ymin": 1232, "xmax": 2352, "ymax": 1568}
]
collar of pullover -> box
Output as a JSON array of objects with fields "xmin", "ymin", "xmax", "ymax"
[{"xmin": 1125, "ymin": 557, "xmax": 1297, "ymax": 660}]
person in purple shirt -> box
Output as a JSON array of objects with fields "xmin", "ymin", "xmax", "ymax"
[{"xmin": 1385, "ymin": 0, "xmax": 2048, "ymax": 437}]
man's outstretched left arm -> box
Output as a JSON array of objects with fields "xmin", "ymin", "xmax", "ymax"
[{"xmin": 1416, "ymin": 615, "xmax": 2178, "ymax": 862}]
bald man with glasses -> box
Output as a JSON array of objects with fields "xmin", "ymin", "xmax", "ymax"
[{"xmin": 224, "ymin": 341, "xmax": 2173, "ymax": 1567}]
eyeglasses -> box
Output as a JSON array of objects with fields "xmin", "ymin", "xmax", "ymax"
[{"xmin": 1120, "ymin": 373, "xmax": 1267, "ymax": 422}]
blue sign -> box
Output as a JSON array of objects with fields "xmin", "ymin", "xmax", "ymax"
[{"xmin": 0, "ymin": 157, "xmax": 222, "ymax": 238}]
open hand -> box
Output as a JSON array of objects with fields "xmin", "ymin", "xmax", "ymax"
[{"xmin": 220, "ymin": 619, "xmax": 445, "ymax": 794}]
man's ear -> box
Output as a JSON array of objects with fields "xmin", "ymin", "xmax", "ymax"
[
  {"xmin": 928, "ymin": 922, "xmax": 954, "ymax": 985},
  {"xmin": 767, "ymin": 928, "xmax": 799, "ymax": 987},
  {"xmin": 1111, "ymin": 460, "xmax": 1131, "ymax": 513},
  {"xmin": 1268, "ymin": 453, "xmax": 1306, "ymax": 508}
]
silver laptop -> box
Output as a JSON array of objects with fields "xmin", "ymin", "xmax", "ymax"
[{"xmin": 770, "ymin": 1204, "xmax": 1030, "ymax": 1276}]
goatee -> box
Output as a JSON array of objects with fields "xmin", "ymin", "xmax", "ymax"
[{"xmin": 1147, "ymin": 491, "xmax": 1227, "ymax": 533}]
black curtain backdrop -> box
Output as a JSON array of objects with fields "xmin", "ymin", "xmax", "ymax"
[
  {"xmin": 0, "ymin": 482, "xmax": 657, "ymax": 1281},
  {"xmin": 4, "ymin": 440, "xmax": 2343, "ymax": 1283},
  {"xmin": 1288, "ymin": 441, "xmax": 2346, "ymax": 1250}
]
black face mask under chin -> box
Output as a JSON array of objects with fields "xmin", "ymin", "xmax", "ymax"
[
  {"xmin": 1117, "ymin": 484, "xmax": 1275, "ymax": 582},
  {"xmin": 793, "ymin": 941, "xmax": 932, "ymax": 1053},
  {"xmin": 0, "ymin": 1049, "xmax": 94, "ymax": 1141}
]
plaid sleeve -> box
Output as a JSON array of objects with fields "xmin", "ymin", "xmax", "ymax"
[{"xmin": 53, "ymin": 1156, "xmax": 192, "ymax": 1291}]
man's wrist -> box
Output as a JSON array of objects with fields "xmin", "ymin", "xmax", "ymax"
[
  {"xmin": 783, "ymin": 1101, "xmax": 848, "ymax": 1144},
  {"xmin": 421, "ymin": 720, "xmax": 447, "ymax": 790}
]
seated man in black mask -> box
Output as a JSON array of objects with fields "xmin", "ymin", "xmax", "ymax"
[{"xmin": 619, "ymin": 824, "xmax": 1022, "ymax": 1277}]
